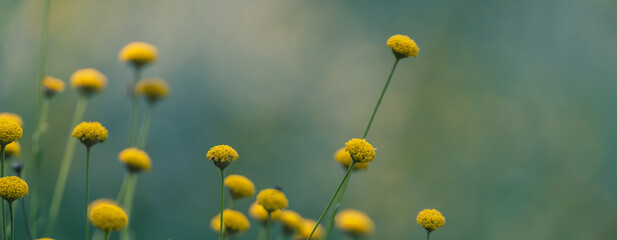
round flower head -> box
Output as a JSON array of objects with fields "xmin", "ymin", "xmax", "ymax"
[
  {"xmin": 387, "ymin": 34, "xmax": 419, "ymax": 59},
  {"xmin": 280, "ymin": 210, "xmax": 303, "ymax": 235},
  {"xmin": 257, "ymin": 188, "xmax": 288, "ymax": 212},
  {"xmin": 0, "ymin": 113, "xmax": 23, "ymax": 127},
  {"xmin": 5, "ymin": 142, "xmax": 20, "ymax": 159},
  {"xmin": 42, "ymin": 76, "xmax": 65, "ymax": 98},
  {"xmin": 135, "ymin": 78, "xmax": 170, "ymax": 103},
  {"xmin": 249, "ymin": 201, "xmax": 282, "ymax": 224},
  {"xmin": 0, "ymin": 119, "xmax": 23, "ymax": 146},
  {"xmin": 0, "ymin": 176, "xmax": 29, "ymax": 202},
  {"xmin": 336, "ymin": 209, "xmax": 375, "ymax": 237},
  {"xmin": 118, "ymin": 148, "xmax": 151, "ymax": 172},
  {"xmin": 88, "ymin": 198, "xmax": 117, "ymax": 216},
  {"xmin": 70, "ymin": 68, "xmax": 107, "ymax": 96},
  {"xmin": 118, "ymin": 42, "xmax": 158, "ymax": 68},
  {"xmin": 344, "ymin": 138, "xmax": 375, "ymax": 163},
  {"xmin": 334, "ymin": 147, "xmax": 369, "ymax": 170},
  {"xmin": 297, "ymin": 219, "xmax": 323, "ymax": 240},
  {"xmin": 90, "ymin": 203, "xmax": 128, "ymax": 232},
  {"xmin": 416, "ymin": 209, "xmax": 445, "ymax": 232},
  {"xmin": 224, "ymin": 174, "xmax": 255, "ymax": 200},
  {"xmin": 206, "ymin": 145, "xmax": 239, "ymax": 170},
  {"xmin": 210, "ymin": 209, "xmax": 250, "ymax": 235},
  {"xmin": 72, "ymin": 121, "xmax": 108, "ymax": 147}
]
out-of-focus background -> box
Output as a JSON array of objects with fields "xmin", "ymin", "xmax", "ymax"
[{"xmin": 1, "ymin": 0, "xmax": 617, "ymax": 239}]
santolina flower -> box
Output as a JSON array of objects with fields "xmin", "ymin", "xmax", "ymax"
[
  {"xmin": 70, "ymin": 68, "xmax": 107, "ymax": 95},
  {"xmin": 135, "ymin": 78, "xmax": 170, "ymax": 103},
  {"xmin": 334, "ymin": 147, "xmax": 369, "ymax": 170},
  {"xmin": 0, "ymin": 176, "xmax": 29, "ymax": 202},
  {"xmin": 0, "ymin": 119, "xmax": 23, "ymax": 146},
  {"xmin": 5, "ymin": 142, "xmax": 20, "ymax": 158},
  {"xmin": 297, "ymin": 219, "xmax": 323, "ymax": 240},
  {"xmin": 90, "ymin": 203, "xmax": 128, "ymax": 232},
  {"xmin": 387, "ymin": 34, "xmax": 419, "ymax": 59},
  {"xmin": 417, "ymin": 209, "xmax": 445, "ymax": 231},
  {"xmin": 249, "ymin": 202, "xmax": 281, "ymax": 224},
  {"xmin": 42, "ymin": 76, "xmax": 65, "ymax": 98},
  {"xmin": 257, "ymin": 188, "xmax": 288, "ymax": 212},
  {"xmin": 0, "ymin": 113, "xmax": 23, "ymax": 127},
  {"xmin": 336, "ymin": 209, "xmax": 375, "ymax": 237},
  {"xmin": 88, "ymin": 198, "xmax": 117, "ymax": 215},
  {"xmin": 72, "ymin": 121, "xmax": 108, "ymax": 147},
  {"xmin": 118, "ymin": 148, "xmax": 151, "ymax": 172},
  {"xmin": 206, "ymin": 145, "xmax": 238, "ymax": 170},
  {"xmin": 224, "ymin": 174, "xmax": 255, "ymax": 200},
  {"xmin": 344, "ymin": 138, "xmax": 375, "ymax": 163},
  {"xmin": 280, "ymin": 210, "xmax": 303, "ymax": 234},
  {"xmin": 118, "ymin": 42, "xmax": 158, "ymax": 68},
  {"xmin": 210, "ymin": 209, "xmax": 250, "ymax": 235}
]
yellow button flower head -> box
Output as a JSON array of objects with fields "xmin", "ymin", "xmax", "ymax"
[
  {"xmin": 280, "ymin": 210, "xmax": 303, "ymax": 235},
  {"xmin": 387, "ymin": 34, "xmax": 419, "ymax": 59},
  {"xmin": 248, "ymin": 201, "xmax": 281, "ymax": 224},
  {"xmin": 118, "ymin": 148, "xmax": 151, "ymax": 172},
  {"xmin": 0, "ymin": 176, "xmax": 29, "ymax": 202},
  {"xmin": 118, "ymin": 42, "xmax": 158, "ymax": 68},
  {"xmin": 297, "ymin": 219, "xmax": 323, "ymax": 240},
  {"xmin": 206, "ymin": 145, "xmax": 239, "ymax": 170},
  {"xmin": 70, "ymin": 68, "xmax": 107, "ymax": 96},
  {"xmin": 416, "ymin": 209, "xmax": 445, "ymax": 232},
  {"xmin": 257, "ymin": 188, "xmax": 288, "ymax": 212},
  {"xmin": 88, "ymin": 198, "xmax": 117, "ymax": 216},
  {"xmin": 224, "ymin": 174, "xmax": 255, "ymax": 200},
  {"xmin": 344, "ymin": 138, "xmax": 375, "ymax": 163},
  {"xmin": 210, "ymin": 209, "xmax": 250, "ymax": 235},
  {"xmin": 42, "ymin": 76, "xmax": 65, "ymax": 98},
  {"xmin": 335, "ymin": 209, "xmax": 375, "ymax": 237},
  {"xmin": 0, "ymin": 119, "xmax": 23, "ymax": 146},
  {"xmin": 135, "ymin": 78, "xmax": 170, "ymax": 103},
  {"xmin": 334, "ymin": 147, "xmax": 369, "ymax": 170},
  {"xmin": 90, "ymin": 203, "xmax": 128, "ymax": 232},
  {"xmin": 0, "ymin": 113, "xmax": 23, "ymax": 127},
  {"xmin": 5, "ymin": 142, "xmax": 20, "ymax": 159},
  {"xmin": 72, "ymin": 121, "xmax": 108, "ymax": 147}
]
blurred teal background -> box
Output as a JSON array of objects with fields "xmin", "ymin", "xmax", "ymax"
[{"xmin": 1, "ymin": 0, "xmax": 617, "ymax": 239}]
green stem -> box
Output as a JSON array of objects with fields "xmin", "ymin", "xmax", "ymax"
[
  {"xmin": 306, "ymin": 161, "xmax": 356, "ymax": 240},
  {"xmin": 104, "ymin": 231, "xmax": 110, "ymax": 240},
  {"xmin": 119, "ymin": 173, "xmax": 137, "ymax": 240},
  {"xmin": 2, "ymin": 145, "xmax": 6, "ymax": 240},
  {"xmin": 116, "ymin": 173, "xmax": 129, "ymax": 203},
  {"xmin": 47, "ymin": 97, "xmax": 88, "ymax": 234},
  {"xmin": 25, "ymin": 97, "xmax": 49, "ymax": 238},
  {"xmin": 426, "ymin": 230, "xmax": 430, "ymax": 240},
  {"xmin": 136, "ymin": 103, "xmax": 154, "ymax": 149},
  {"xmin": 85, "ymin": 146, "xmax": 91, "ymax": 240},
  {"xmin": 219, "ymin": 169, "xmax": 225, "ymax": 240},
  {"xmin": 363, "ymin": 58, "xmax": 400, "ymax": 139},
  {"xmin": 228, "ymin": 199, "xmax": 235, "ymax": 210},
  {"xmin": 267, "ymin": 212, "xmax": 272, "ymax": 240},
  {"xmin": 19, "ymin": 199, "xmax": 33, "ymax": 240},
  {"xmin": 35, "ymin": 0, "xmax": 52, "ymax": 129},
  {"xmin": 323, "ymin": 173, "xmax": 351, "ymax": 240},
  {"xmin": 257, "ymin": 226, "xmax": 266, "ymax": 240},
  {"xmin": 128, "ymin": 68, "xmax": 142, "ymax": 146},
  {"xmin": 9, "ymin": 202, "xmax": 13, "ymax": 240}
]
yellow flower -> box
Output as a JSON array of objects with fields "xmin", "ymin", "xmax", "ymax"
[
  {"xmin": 42, "ymin": 76, "xmax": 65, "ymax": 98},
  {"xmin": 224, "ymin": 174, "xmax": 255, "ymax": 200},
  {"xmin": 257, "ymin": 188, "xmax": 288, "ymax": 212},
  {"xmin": 280, "ymin": 210, "xmax": 303, "ymax": 234},
  {"xmin": 387, "ymin": 34, "xmax": 419, "ymax": 58},
  {"xmin": 210, "ymin": 209, "xmax": 250, "ymax": 235},
  {"xmin": 90, "ymin": 203, "xmax": 128, "ymax": 232},
  {"xmin": 344, "ymin": 138, "xmax": 375, "ymax": 163},
  {"xmin": 88, "ymin": 198, "xmax": 117, "ymax": 216},
  {"xmin": 335, "ymin": 209, "xmax": 375, "ymax": 236},
  {"xmin": 334, "ymin": 147, "xmax": 369, "ymax": 170},
  {"xmin": 5, "ymin": 142, "xmax": 20, "ymax": 158},
  {"xmin": 70, "ymin": 68, "xmax": 107, "ymax": 95},
  {"xmin": 417, "ymin": 209, "xmax": 445, "ymax": 231},
  {"xmin": 206, "ymin": 145, "xmax": 238, "ymax": 170},
  {"xmin": 0, "ymin": 113, "xmax": 23, "ymax": 127},
  {"xmin": 135, "ymin": 78, "xmax": 170, "ymax": 103},
  {"xmin": 36, "ymin": 238, "xmax": 54, "ymax": 240},
  {"xmin": 72, "ymin": 121, "xmax": 108, "ymax": 147},
  {"xmin": 296, "ymin": 219, "xmax": 323, "ymax": 240},
  {"xmin": 0, "ymin": 176, "xmax": 29, "ymax": 202},
  {"xmin": 248, "ymin": 202, "xmax": 281, "ymax": 224},
  {"xmin": 118, "ymin": 148, "xmax": 151, "ymax": 172},
  {"xmin": 0, "ymin": 119, "xmax": 23, "ymax": 146},
  {"xmin": 118, "ymin": 42, "xmax": 158, "ymax": 68}
]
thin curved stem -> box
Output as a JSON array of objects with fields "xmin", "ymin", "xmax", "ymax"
[
  {"xmin": 136, "ymin": 103, "xmax": 154, "ymax": 149},
  {"xmin": 363, "ymin": 58, "xmax": 400, "ymax": 139},
  {"xmin": 306, "ymin": 161, "xmax": 356, "ymax": 240},
  {"xmin": 19, "ymin": 198, "xmax": 33, "ymax": 240},
  {"xmin": 267, "ymin": 212, "xmax": 272, "ymax": 240},
  {"xmin": 9, "ymin": 202, "xmax": 13, "ymax": 240},
  {"xmin": 128, "ymin": 68, "xmax": 142, "ymax": 146},
  {"xmin": 85, "ymin": 146, "xmax": 91, "ymax": 240},
  {"xmin": 219, "ymin": 169, "xmax": 225, "ymax": 240},
  {"xmin": 323, "ymin": 173, "xmax": 351, "ymax": 239},
  {"xmin": 119, "ymin": 173, "xmax": 137, "ymax": 240}
]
